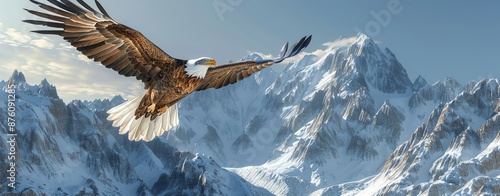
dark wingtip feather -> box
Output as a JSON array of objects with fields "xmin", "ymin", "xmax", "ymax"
[
  {"xmin": 24, "ymin": 8, "xmax": 44, "ymax": 17},
  {"xmin": 22, "ymin": 19, "xmax": 37, "ymax": 24},
  {"xmin": 77, "ymin": 0, "xmax": 98, "ymax": 14},
  {"xmin": 296, "ymin": 35, "xmax": 312, "ymax": 55},
  {"xmin": 23, "ymin": 19, "xmax": 65, "ymax": 28},
  {"xmin": 24, "ymin": 8, "xmax": 66, "ymax": 22},
  {"xmin": 60, "ymin": 0, "xmax": 88, "ymax": 14},
  {"xmin": 29, "ymin": 0, "xmax": 43, "ymax": 5},
  {"xmin": 272, "ymin": 35, "xmax": 312, "ymax": 63},
  {"xmin": 297, "ymin": 35, "xmax": 312, "ymax": 54},
  {"xmin": 95, "ymin": 0, "xmax": 112, "ymax": 19},
  {"xmin": 278, "ymin": 42, "xmax": 288, "ymax": 59},
  {"xmin": 295, "ymin": 36, "xmax": 307, "ymax": 48},
  {"xmin": 31, "ymin": 30, "xmax": 64, "ymax": 35},
  {"xmin": 304, "ymin": 35, "xmax": 312, "ymax": 48},
  {"xmin": 295, "ymin": 36, "xmax": 308, "ymax": 54},
  {"xmin": 47, "ymin": 0, "xmax": 80, "ymax": 15},
  {"xmin": 288, "ymin": 36, "xmax": 306, "ymax": 57}
]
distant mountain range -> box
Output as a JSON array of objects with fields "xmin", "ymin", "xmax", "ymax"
[{"xmin": 1, "ymin": 34, "xmax": 499, "ymax": 195}]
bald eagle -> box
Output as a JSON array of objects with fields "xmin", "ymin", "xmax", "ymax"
[{"xmin": 24, "ymin": 0, "xmax": 312, "ymax": 141}]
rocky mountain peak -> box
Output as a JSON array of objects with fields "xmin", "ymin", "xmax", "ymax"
[
  {"xmin": 7, "ymin": 69, "xmax": 26, "ymax": 85},
  {"xmin": 326, "ymin": 33, "xmax": 414, "ymax": 94},
  {"xmin": 349, "ymin": 33, "xmax": 378, "ymax": 55},
  {"xmin": 38, "ymin": 78, "xmax": 59, "ymax": 99},
  {"xmin": 241, "ymin": 53, "xmax": 264, "ymax": 61},
  {"xmin": 412, "ymin": 75, "xmax": 428, "ymax": 91},
  {"xmin": 110, "ymin": 95, "xmax": 125, "ymax": 104}
]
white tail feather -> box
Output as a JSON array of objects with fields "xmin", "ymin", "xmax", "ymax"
[{"xmin": 106, "ymin": 94, "xmax": 179, "ymax": 142}]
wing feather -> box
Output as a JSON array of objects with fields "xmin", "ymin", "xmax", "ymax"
[
  {"xmin": 24, "ymin": 9, "xmax": 67, "ymax": 22},
  {"xmin": 114, "ymin": 58, "xmax": 132, "ymax": 72},
  {"xmin": 95, "ymin": 0, "xmax": 113, "ymax": 19},
  {"xmin": 92, "ymin": 44, "xmax": 122, "ymax": 60},
  {"xmin": 196, "ymin": 61, "xmax": 272, "ymax": 90},
  {"xmin": 60, "ymin": 0, "xmax": 89, "ymax": 14},
  {"xmin": 30, "ymin": 0, "xmax": 74, "ymax": 17},
  {"xmin": 196, "ymin": 35, "xmax": 311, "ymax": 91},
  {"xmin": 24, "ymin": 0, "xmax": 181, "ymax": 87},
  {"xmin": 76, "ymin": 0, "xmax": 99, "ymax": 14},
  {"xmin": 47, "ymin": 0, "xmax": 82, "ymax": 15}
]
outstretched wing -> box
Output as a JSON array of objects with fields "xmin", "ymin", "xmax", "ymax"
[
  {"xmin": 23, "ymin": 0, "xmax": 181, "ymax": 87},
  {"xmin": 196, "ymin": 35, "xmax": 312, "ymax": 91}
]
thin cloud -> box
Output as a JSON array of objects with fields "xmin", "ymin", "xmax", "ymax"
[
  {"xmin": 56, "ymin": 82, "xmax": 143, "ymax": 102},
  {"xmin": 4, "ymin": 28, "xmax": 31, "ymax": 44},
  {"xmin": 0, "ymin": 22, "xmax": 4, "ymax": 43},
  {"xmin": 0, "ymin": 25, "xmax": 140, "ymax": 102},
  {"xmin": 58, "ymin": 42, "xmax": 73, "ymax": 50},
  {"xmin": 31, "ymin": 38, "xmax": 55, "ymax": 49},
  {"xmin": 292, "ymin": 36, "xmax": 358, "ymax": 62}
]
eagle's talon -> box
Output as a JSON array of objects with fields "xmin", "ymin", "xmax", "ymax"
[{"xmin": 147, "ymin": 104, "xmax": 156, "ymax": 113}]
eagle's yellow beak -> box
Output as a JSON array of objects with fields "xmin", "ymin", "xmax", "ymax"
[{"xmin": 206, "ymin": 59, "xmax": 217, "ymax": 66}]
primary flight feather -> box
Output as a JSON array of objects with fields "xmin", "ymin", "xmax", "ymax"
[{"xmin": 24, "ymin": 0, "xmax": 312, "ymax": 142}]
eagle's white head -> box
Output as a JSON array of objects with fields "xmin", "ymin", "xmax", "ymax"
[{"xmin": 185, "ymin": 57, "xmax": 217, "ymax": 79}]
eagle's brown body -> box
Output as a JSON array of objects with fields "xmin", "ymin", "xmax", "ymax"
[
  {"xmin": 93, "ymin": 23, "xmax": 203, "ymax": 120},
  {"xmin": 103, "ymin": 24, "xmax": 202, "ymax": 120},
  {"xmin": 138, "ymin": 65, "xmax": 202, "ymax": 120},
  {"xmin": 24, "ymin": 0, "xmax": 311, "ymax": 141}
]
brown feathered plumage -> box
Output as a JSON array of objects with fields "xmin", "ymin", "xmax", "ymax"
[{"xmin": 24, "ymin": 0, "xmax": 311, "ymax": 141}]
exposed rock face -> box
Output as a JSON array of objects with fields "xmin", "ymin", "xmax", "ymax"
[
  {"xmin": 373, "ymin": 100, "xmax": 405, "ymax": 147},
  {"xmin": 314, "ymin": 79, "xmax": 500, "ymax": 195},
  {"xmin": 412, "ymin": 75, "xmax": 428, "ymax": 92},
  {"xmin": 0, "ymin": 71, "xmax": 270, "ymax": 195},
  {"xmin": 409, "ymin": 77, "xmax": 462, "ymax": 110},
  {"xmin": 6, "ymin": 70, "xmax": 26, "ymax": 88},
  {"xmin": 347, "ymin": 34, "xmax": 413, "ymax": 94}
]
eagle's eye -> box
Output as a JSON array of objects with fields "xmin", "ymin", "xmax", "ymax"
[{"xmin": 195, "ymin": 59, "xmax": 204, "ymax": 65}]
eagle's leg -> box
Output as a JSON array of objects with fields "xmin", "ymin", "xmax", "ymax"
[{"xmin": 147, "ymin": 89, "xmax": 157, "ymax": 113}]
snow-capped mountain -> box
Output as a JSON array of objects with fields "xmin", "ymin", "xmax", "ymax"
[
  {"xmin": 169, "ymin": 34, "xmax": 431, "ymax": 195},
  {"xmin": 0, "ymin": 71, "xmax": 270, "ymax": 195},
  {"xmin": 1, "ymin": 33, "xmax": 499, "ymax": 195},
  {"xmin": 313, "ymin": 78, "xmax": 500, "ymax": 196}
]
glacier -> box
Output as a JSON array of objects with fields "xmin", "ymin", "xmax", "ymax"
[{"xmin": 1, "ymin": 33, "xmax": 500, "ymax": 195}]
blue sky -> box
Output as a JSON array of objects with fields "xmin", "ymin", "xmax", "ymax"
[{"xmin": 0, "ymin": 1, "xmax": 499, "ymax": 101}]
